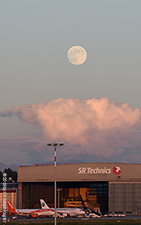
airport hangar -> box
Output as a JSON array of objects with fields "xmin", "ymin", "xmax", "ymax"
[{"xmin": 18, "ymin": 162, "xmax": 141, "ymax": 215}]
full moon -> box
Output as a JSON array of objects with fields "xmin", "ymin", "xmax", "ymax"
[{"xmin": 67, "ymin": 46, "xmax": 87, "ymax": 65}]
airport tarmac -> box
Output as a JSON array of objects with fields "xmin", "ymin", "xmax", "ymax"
[{"xmin": 0, "ymin": 214, "xmax": 141, "ymax": 224}]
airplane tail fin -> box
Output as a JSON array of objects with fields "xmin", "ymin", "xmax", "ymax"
[
  {"xmin": 6, "ymin": 200, "xmax": 17, "ymax": 214},
  {"xmin": 40, "ymin": 199, "xmax": 49, "ymax": 209}
]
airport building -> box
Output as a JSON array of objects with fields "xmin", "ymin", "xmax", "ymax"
[
  {"xmin": 18, "ymin": 162, "xmax": 141, "ymax": 215},
  {"xmin": 0, "ymin": 183, "xmax": 18, "ymax": 213}
]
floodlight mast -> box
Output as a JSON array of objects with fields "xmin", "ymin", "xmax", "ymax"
[{"xmin": 47, "ymin": 143, "xmax": 64, "ymax": 225}]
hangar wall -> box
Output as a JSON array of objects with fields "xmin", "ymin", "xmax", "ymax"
[
  {"xmin": 18, "ymin": 162, "xmax": 141, "ymax": 182},
  {"xmin": 109, "ymin": 182, "xmax": 141, "ymax": 214}
]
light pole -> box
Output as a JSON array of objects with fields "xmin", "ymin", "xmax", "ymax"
[{"xmin": 47, "ymin": 143, "xmax": 64, "ymax": 225}]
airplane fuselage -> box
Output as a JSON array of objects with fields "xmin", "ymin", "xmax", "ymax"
[{"xmin": 16, "ymin": 208, "xmax": 54, "ymax": 216}]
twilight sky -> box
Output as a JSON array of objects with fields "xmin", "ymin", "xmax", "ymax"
[{"xmin": 0, "ymin": 1, "xmax": 141, "ymax": 165}]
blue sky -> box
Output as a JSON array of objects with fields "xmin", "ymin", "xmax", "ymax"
[{"xmin": 0, "ymin": 1, "xmax": 141, "ymax": 165}]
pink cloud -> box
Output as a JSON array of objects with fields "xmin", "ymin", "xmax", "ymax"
[{"xmin": 0, "ymin": 97, "xmax": 141, "ymax": 162}]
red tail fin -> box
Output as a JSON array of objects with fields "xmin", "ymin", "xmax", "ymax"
[{"xmin": 6, "ymin": 200, "xmax": 17, "ymax": 215}]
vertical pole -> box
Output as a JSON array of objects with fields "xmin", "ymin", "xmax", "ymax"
[
  {"xmin": 57, "ymin": 189, "xmax": 62, "ymax": 208},
  {"xmin": 54, "ymin": 146, "xmax": 57, "ymax": 225},
  {"xmin": 26, "ymin": 183, "xmax": 30, "ymax": 208},
  {"xmin": 47, "ymin": 143, "xmax": 64, "ymax": 224},
  {"xmin": 58, "ymin": 190, "xmax": 59, "ymax": 208}
]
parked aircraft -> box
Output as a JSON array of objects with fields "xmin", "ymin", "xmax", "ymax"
[
  {"xmin": 7, "ymin": 200, "xmax": 54, "ymax": 217},
  {"xmin": 40, "ymin": 199, "xmax": 86, "ymax": 217}
]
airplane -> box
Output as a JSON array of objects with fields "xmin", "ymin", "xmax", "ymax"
[
  {"xmin": 7, "ymin": 200, "xmax": 55, "ymax": 217},
  {"xmin": 40, "ymin": 199, "xmax": 86, "ymax": 217}
]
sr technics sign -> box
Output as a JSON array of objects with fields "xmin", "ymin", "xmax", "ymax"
[{"xmin": 78, "ymin": 166, "xmax": 122, "ymax": 175}]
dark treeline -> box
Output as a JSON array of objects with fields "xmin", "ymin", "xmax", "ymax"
[{"xmin": 0, "ymin": 168, "xmax": 17, "ymax": 182}]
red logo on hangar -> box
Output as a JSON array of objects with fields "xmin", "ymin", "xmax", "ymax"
[{"xmin": 113, "ymin": 166, "xmax": 122, "ymax": 175}]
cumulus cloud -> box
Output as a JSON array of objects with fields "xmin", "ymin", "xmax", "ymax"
[{"xmin": 0, "ymin": 97, "xmax": 141, "ymax": 162}]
